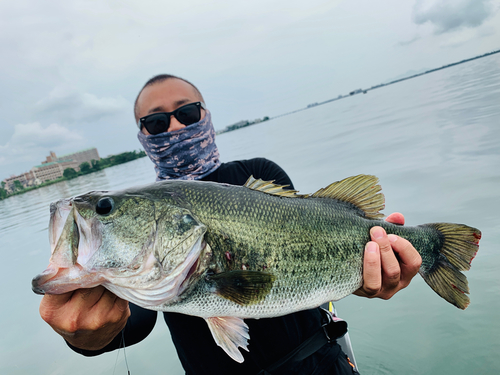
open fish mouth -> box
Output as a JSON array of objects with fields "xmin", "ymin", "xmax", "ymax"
[
  {"xmin": 32, "ymin": 199, "xmax": 103, "ymax": 295},
  {"xmin": 32, "ymin": 195, "xmax": 210, "ymax": 305}
]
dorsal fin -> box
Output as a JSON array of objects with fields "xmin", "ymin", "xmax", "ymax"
[
  {"xmin": 244, "ymin": 174, "xmax": 385, "ymax": 219},
  {"xmin": 311, "ymin": 175, "xmax": 385, "ymax": 219},
  {"xmin": 244, "ymin": 176, "xmax": 302, "ymax": 197}
]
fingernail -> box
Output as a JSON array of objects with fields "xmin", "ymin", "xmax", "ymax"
[
  {"xmin": 371, "ymin": 227, "xmax": 385, "ymax": 239},
  {"xmin": 388, "ymin": 234, "xmax": 398, "ymax": 243},
  {"xmin": 365, "ymin": 242, "xmax": 378, "ymax": 253}
]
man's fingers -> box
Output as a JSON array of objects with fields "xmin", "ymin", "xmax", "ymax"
[
  {"xmin": 385, "ymin": 212, "xmax": 405, "ymax": 225},
  {"xmin": 70, "ymin": 287, "xmax": 107, "ymax": 308},
  {"xmin": 40, "ymin": 287, "xmax": 128, "ymax": 332},
  {"xmin": 387, "ymin": 234, "xmax": 422, "ymax": 288},
  {"xmin": 358, "ymin": 241, "xmax": 382, "ymax": 297},
  {"xmin": 95, "ymin": 290, "xmax": 130, "ymax": 326},
  {"xmin": 77, "ymin": 288, "xmax": 130, "ymax": 329},
  {"xmin": 39, "ymin": 292, "xmax": 75, "ymax": 327},
  {"xmin": 370, "ymin": 227, "xmax": 400, "ymax": 290},
  {"xmin": 355, "ymin": 216, "xmax": 421, "ymax": 300},
  {"xmin": 113, "ymin": 296, "xmax": 130, "ymax": 313},
  {"xmin": 39, "ymin": 287, "xmax": 130, "ymax": 351},
  {"xmin": 41, "ymin": 291, "xmax": 74, "ymax": 308}
]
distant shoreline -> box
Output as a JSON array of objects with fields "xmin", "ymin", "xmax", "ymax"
[
  {"xmin": 3, "ymin": 49, "xmax": 498, "ymax": 199},
  {"xmin": 0, "ymin": 151, "xmax": 146, "ymax": 200},
  {"xmin": 217, "ymin": 48, "xmax": 500, "ymax": 134}
]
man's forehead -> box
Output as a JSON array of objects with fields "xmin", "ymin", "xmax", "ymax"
[
  {"xmin": 138, "ymin": 78, "xmax": 200, "ymax": 113},
  {"xmin": 146, "ymin": 98, "xmax": 192, "ymax": 115},
  {"xmin": 144, "ymin": 78, "xmax": 198, "ymax": 97}
]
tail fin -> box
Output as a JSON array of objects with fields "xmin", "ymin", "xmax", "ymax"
[{"xmin": 419, "ymin": 223, "xmax": 481, "ymax": 310}]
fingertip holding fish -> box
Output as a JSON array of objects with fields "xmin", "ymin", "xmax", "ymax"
[
  {"xmin": 388, "ymin": 234, "xmax": 398, "ymax": 243},
  {"xmin": 365, "ymin": 242, "xmax": 378, "ymax": 253},
  {"xmin": 370, "ymin": 227, "xmax": 386, "ymax": 239}
]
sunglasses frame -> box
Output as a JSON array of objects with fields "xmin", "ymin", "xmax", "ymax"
[{"xmin": 138, "ymin": 101, "xmax": 206, "ymax": 134}]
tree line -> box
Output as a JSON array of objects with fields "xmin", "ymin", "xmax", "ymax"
[{"xmin": 0, "ymin": 150, "xmax": 146, "ymax": 200}]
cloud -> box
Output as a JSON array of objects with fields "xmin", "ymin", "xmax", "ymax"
[
  {"xmin": 397, "ymin": 35, "xmax": 422, "ymax": 46},
  {"xmin": 413, "ymin": 0, "xmax": 495, "ymax": 34},
  {"xmin": 11, "ymin": 122, "xmax": 83, "ymax": 147},
  {"xmin": 35, "ymin": 86, "xmax": 130, "ymax": 123},
  {"xmin": 0, "ymin": 122, "xmax": 84, "ymax": 168}
]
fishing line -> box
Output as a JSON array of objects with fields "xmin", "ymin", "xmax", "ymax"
[{"xmin": 112, "ymin": 331, "xmax": 131, "ymax": 375}]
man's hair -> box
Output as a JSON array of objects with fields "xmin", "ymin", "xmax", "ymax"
[{"xmin": 133, "ymin": 74, "xmax": 204, "ymax": 122}]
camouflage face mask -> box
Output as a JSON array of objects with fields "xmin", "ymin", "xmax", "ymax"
[{"xmin": 138, "ymin": 110, "xmax": 221, "ymax": 181}]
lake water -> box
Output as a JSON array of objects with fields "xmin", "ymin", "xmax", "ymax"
[{"xmin": 1, "ymin": 53, "xmax": 499, "ymax": 374}]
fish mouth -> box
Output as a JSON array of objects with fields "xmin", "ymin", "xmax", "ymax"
[
  {"xmin": 32, "ymin": 198, "xmax": 102, "ymax": 295},
  {"xmin": 32, "ymin": 265, "xmax": 58, "ymax": 295},
  {"xmin": 32, "ymin": 263, "xmax": 103, "ymax": 295}
]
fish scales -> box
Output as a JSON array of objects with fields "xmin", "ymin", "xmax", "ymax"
[
  {"xmin": 159, "ymin": 182, "xmax": 428, "ymax": 317},
  {"xmin": 32, "ymin": 174, "xmax": 481, "ymax": 363}
]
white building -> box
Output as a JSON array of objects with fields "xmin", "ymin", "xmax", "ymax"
[{"xmin": 2, "ymin": 148, "xmax": 101, "ymax": 190}]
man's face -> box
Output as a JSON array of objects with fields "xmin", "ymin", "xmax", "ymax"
[{"xmin": 136, "ymin": 78, "xmax": 205, "ymax": 135}]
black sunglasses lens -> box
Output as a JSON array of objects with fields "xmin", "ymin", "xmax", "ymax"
[
  {"xmin": 175, "ymin": 104, "xmax": 201, "ymax": 125},
  {"xmin": 143, "ymin": 113, "xmax": 170, "ymax": 135},
  {"xmin": 141, "ymin": 103, "xmax": 202, "ymax": 135}
]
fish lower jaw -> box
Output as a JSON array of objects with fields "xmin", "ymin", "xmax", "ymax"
[{"xmin": 31, "ymin": 263, "xmax": 102, "ymax": 295}]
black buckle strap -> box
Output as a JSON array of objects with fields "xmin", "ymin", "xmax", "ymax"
[
  {"xmin": 257, "ymin": 309, "xmax": 348, "ymax": 375},
  {"xmin": 320, "ymin": 308, "xmax": 348, "ymax": 342}
]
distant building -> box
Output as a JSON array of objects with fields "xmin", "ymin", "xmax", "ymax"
[
  {"xmin": 34, "ymin": 148, "xmax": 100, "ymax": 183},
  {"xmin": 42, "ymin": 148, "xmax": 100, "ymax": 166},
  {"xmin": 31, "ymin": 159, "xmax": 80, "ymax": 183},
  {"xmin": 3, "ymin": 171, "xmax": 37, "ymax": 193},
  {"xmin": 2, "ymin": 147, "xmax": 101, "ymax": 190},
  {"xmin": 56, "ymin": 148, "xmax": 100, "ymax": 166}
]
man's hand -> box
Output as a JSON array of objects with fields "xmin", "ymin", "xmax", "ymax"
[
  {"xmin": 39, "ymin": 286, "xmax": 130, "ymax": 351},
  {"xmin": 354, "ymin": 212, "xmax": 422, "ymax": 299}
]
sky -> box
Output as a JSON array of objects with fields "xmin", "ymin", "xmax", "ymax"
[{"xmin": 0, "ymin": 0, "xmax": 499, "ymax": 180}]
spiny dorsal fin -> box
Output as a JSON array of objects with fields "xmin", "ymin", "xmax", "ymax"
[
  {"xmin": 244, "ymin": 176, "xmax": 302, "ymax": 197},
  {"xmin": 311, "ymin": 175, "xmax": 385, "ymax": 219},
  {"xmin": 244, "ymin": 174, "xmax": 385, "ymax": 219}
]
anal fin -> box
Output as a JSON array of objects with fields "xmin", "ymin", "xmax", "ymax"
[{"xmin": 205, "ymin": 316, "xmax": 250, "ymax": 363}]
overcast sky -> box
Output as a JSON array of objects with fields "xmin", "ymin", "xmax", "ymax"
[{"xmin": 1, "ymin": 0, "xmax": 499, "ymax": 179}]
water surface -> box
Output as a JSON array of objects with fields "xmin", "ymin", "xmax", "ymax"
[{"xmin": 1, "ymin": 54, "xmax": 499, "ymax": 374}]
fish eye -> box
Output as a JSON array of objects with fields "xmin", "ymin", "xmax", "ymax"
[
  {"xmin": 182, "ymin": 214, "xmax": 196, "ymax": 225},
  {"xmin": 96, "ymin": 197, "xmax": 114, "ymax": 216},
  {"xmin": 177, "ymin": 214, "xmax": 197, "ymax": 233}
]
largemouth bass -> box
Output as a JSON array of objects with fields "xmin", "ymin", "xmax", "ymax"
[{"xmin": 32, "ymin": 175, "xmax": 481, "ymax": 362}]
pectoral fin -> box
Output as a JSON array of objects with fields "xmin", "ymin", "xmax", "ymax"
[
  {"xmin": 205, "ymin": 316, "xmax": 249, "ymax": 363},
  {"xmin": 209, "ymin": 270, "xmax": 275, "ymax": 305}
]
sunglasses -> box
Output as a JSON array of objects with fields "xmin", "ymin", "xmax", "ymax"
[{"xmin": 138, "ymin": 101, "xmax": 206, "ymax": 135}]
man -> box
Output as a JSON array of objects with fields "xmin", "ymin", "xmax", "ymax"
[{"xmin": 39, "ymin": 75, "xmax": 421, "ymax": 374}]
